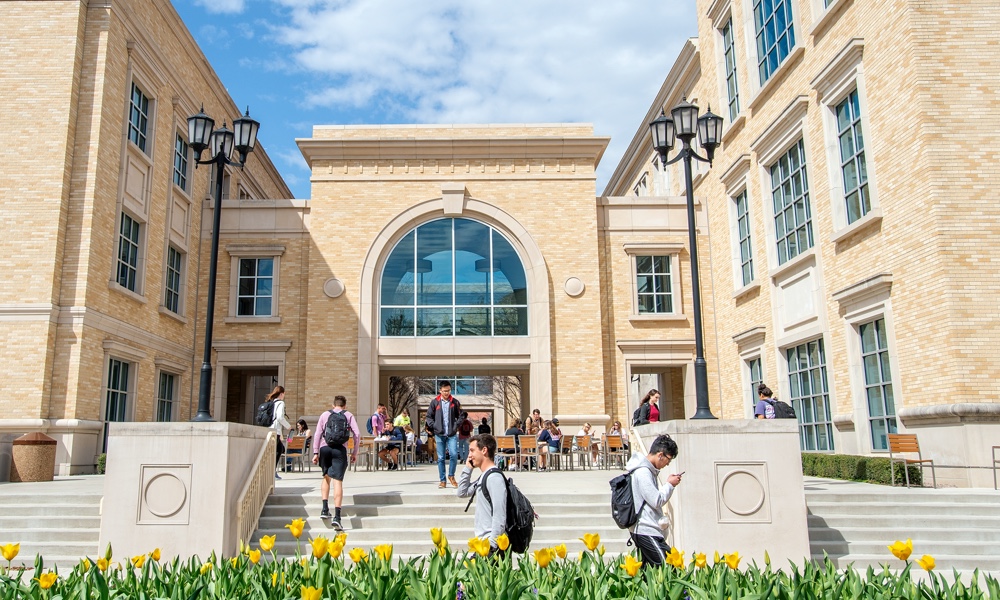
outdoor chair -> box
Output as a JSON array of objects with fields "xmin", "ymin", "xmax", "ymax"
[
  {"xmin": 888, "ymin": 433, "xmax": 937, "ymax": 488},
  {"xmin": 553, "ymin": 436, "xmax": 575, "ymax": 471},
  {"xmin": 571, "ymin": 435, "xmax": 593, "ymax": 470},
  {"xmin": 518, "ymin": 435, "xmax": 539, "ymax": 471},
  {"xmin": 602, "ymin": 434, "xmax": 629, "ymax": 470},
  {"xmin": 495, "ymin": 435, "xmax": 518, "ymax": 470},
  {"xmin": 284, "ymin": 435, "xmax": 308, "ymax": 472}
]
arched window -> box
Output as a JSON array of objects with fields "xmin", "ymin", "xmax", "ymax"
[{"xmin": 380, "ymin": 218, "xmax": 528, "ymax": 337}]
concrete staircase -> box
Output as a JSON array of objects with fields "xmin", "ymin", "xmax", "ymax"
[
  {"xmin": 805, "ymin": 479, "xmax": 1000, "ymax": 573},
  {"xmin": 0, "ymin": 489, "xmax": 103, "ymax": 568}
]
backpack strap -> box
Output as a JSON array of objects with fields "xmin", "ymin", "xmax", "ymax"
[
  {"xmin": 463, "ymin": 467, "xmax": 505, "ymax": 513},
  {"xmin": 629, "ymin": 465, "xmax": 652, "ymax": 519}
]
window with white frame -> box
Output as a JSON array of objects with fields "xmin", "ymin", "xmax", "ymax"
[
  {"xmin": 722, "ymin": 19, "xmax": 741, "ymax": 122},
  {"xmin": 164, "ymin": 246, "xmax": 183, "ymax": 314},
  {"xmin": 753, "ymin": 0, "xmax": 796, "ymax": 85},
  {"xmin": 635, "ymin": 255, "xmax": 674, "ymax": 314},
  {"xmin": 173, "ymin": 134, "xmax": 189, "ymax": 191},
  {"xmin": 237, "ymin": 257, "xmax": 274, "ymax": 317},
  {"xmin": 860, "ymin": 318, "xmax": 896, "ymax": 451},
  {"xmin": 633, "ymin": 173, "xmax": 648, "ymax": 197},
  {"xmin": 128, "ymin": 82, "xmax": 151, "ymax": 153},
  {"xmin": 117, "ymin": 212, "xmax": 142, "ymax": 292},
  {"xmin": 770, "ymin": 139, "xmax": 813, "ymax": 265},
  {"xmin": 157, "ymin": 371, "xmax": 178, "ymax": 422},
  {"xmin": 103, "ymin": 358, "xmax": 131, "ymax": 452},
  {"xmin": 210, "ymin": 168, "xmax": 232, "ymax": 200},
  {"xmin": 746, "ymin": 356, "xmax": 763, "ymax": 410},
  {"xmin": 787, "ymin": 338, "xmax": 833, "ymax": 451},
  {"xmin": 734, "ymin": 190, "xmax": 754, "ymax": 286},
  {"xmin": 238, "ymin": 186, "xmax": 254, "ymax": 200},
  {"xmin": 836, "ymin": 89, "xmax": 870, "ymax": 224}
]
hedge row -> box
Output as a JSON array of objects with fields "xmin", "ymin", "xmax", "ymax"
[{"xmin": 801, "ymin": 452, "xmax": 924, "ymax": 486}]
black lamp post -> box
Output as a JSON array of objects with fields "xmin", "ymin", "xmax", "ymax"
[
  {"xmin": 649, "ymin": 97, "xmax": 724, "ymax": 420},
  {"xmin": 187, "ymin": 106, "xmax": 260, "ymax": 422}
]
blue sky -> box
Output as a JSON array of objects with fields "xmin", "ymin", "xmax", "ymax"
[{"xmin": 171, "ymin": 0, "xmax": 696, "ymax": 199}]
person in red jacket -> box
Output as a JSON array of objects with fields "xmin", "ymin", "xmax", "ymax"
[{"xmin": 425, "ymin": 381, "xmax": 462, "ymax": 488}]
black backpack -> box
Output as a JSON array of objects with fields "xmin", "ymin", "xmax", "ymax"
[
  {"xmin": 324, "ymin": 410, "xmax": 351, "ymax": 446},
  {"xmin": 466, "ymin": 468, "xmax": 536, "ymax": 553},
  {"xmin": 770, "ymin": 399, "xmax": 797, "ymax": 419},
  {"xmin": 610, "ymin": 466, "xmax": 650, "ymax": 529},
  {"xmin": 632, "ymin": 406, "xmax": 642, "ymax": 427},
  {"xmin": 255, "ymin": 400, "xmax": 275, "ymax": 427}
]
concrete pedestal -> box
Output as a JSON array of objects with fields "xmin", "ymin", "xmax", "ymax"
[
  {"xmin": 100, "ymin": 422, "xmax": 272, "ymax": 560},
  {"xmin": 633, "ymin": 419, "xmax": 810, "ymax": 568}
]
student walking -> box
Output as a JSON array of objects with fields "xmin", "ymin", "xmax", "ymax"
[
  {"xmin": 312, "ymin": 395, "xmax": 360, "ymax": 530},
  {"xmin": 625, "ymin": 434, "xmax": 683, "ymax": 568},
  {"xmin": 425, "ymin": 380, "xmax": 462, "ymax": 488},
  {"xmin": 457, "ymin": 412, "xmax": 474, "ymax": 462},
  {"xmin": 456, "ymin": 434, "xmax": 507, "ymax": 557},
  {"xmin": 267, "ymin": 386, "xmax": 291, "ymax": 479}
]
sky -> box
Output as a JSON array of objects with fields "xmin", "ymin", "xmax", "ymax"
[{"xmin": 171, "ymin": 0, "xmax": 697, "ymax": 200}]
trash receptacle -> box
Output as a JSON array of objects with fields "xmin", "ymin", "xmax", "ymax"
[{"xmin": 11, "ymin": 432, "xmax": 57, "ymax": 482}]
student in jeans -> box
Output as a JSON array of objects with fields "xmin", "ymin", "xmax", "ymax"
[
  {"xmin": 625, "ymin": 434, "xmax": 683, "ymax": 568},
  {"xmin": 535, "ymin": 420, "xmax": 560, "ymax": 471}
]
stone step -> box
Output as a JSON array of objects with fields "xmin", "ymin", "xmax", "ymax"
[
  {"xmin": 261, "ymin": 501, "xmax": 610, "ymax": 519},
  {"xmin": 265, "ymin": 492, "xmax": 610, "ymax": 506},
  {"xmin": 0, "ymin": 505, "xmax": 102, "ymax": 517},
  {"xmin": 809, "ymin": 539, "xmax": 1000, "ymax": 557},
  {"xmin": 0, "ymin": 494, "xmax": 103, "ymax": 505},
  {"xmin": 0, "ymin": 528, "xmax": 102, "ymax": 543},
  {"xmin": 4, "ymin": 541, "xmax": 101, "ymax": 561},
  {"xmin": 0, "ymin": 516, "xmax": 101, "ymax": 531},
  {"xmin": 804, "ymin": 492, "xmax": 1000, "ymax": 505},
  {"xmin": 807, "ymin": 514, "xmax": 1000, "ymax": 529},
  {"xmin": 809, "ymin": 526, "xmax": 1000, "ymax": 544},
  {"xmin": 807, "ymin": 502, "xmax": 1000, "ymax": 518},
  {"xmin": 810, "ymin": 554, "xmax": 1000, "ymax": 573}
]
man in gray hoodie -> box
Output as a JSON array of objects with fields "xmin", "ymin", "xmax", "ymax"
[{"xmin": 625, "ymin": 434, "xmax": 682, "ymax": 567}]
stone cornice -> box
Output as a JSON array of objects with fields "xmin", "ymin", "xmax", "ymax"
[
  {"xmin": 898, "ymin": 403, "xmax": 1000, "ymax": 424},
  {"xmin": 732, "ymin": 326, "xmax": 766, "ymax": 349},
  {"xmin": 831, "ymin": 273, "xmax": 892, "ymax": 305}
]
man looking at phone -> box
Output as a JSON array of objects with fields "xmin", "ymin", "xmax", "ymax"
[
  {"xmin": 456, "ymin": 434, "xmax": 507, "ymax": 557},
  {"xmin": 624, "ymin": 434, "xmax": 682, "ymax": 567}
]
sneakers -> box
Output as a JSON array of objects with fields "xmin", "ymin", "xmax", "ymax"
[
  {"xmin": 448, "ymin": 476, "xmax": 458, "ymax": 488},
  {"xmin": 331, "ymin": 517, "xmax": 343, "ymax": 531},
  {"xmin": 275, "ymin": 473, "xmax": 282, "ymax": 480},
  {"xmin": 438, "ymin": 481, "xmax": 447, "ymax": 488},
  {"xmin": 320, "ymin": 508, "xmax": 331, "ymax": 519}
]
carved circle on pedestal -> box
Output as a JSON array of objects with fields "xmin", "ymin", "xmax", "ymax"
[
  {"xmin": 564, "ymin": 277, "xmax": 585, "ymax": 297},
  {"xmin": 143, "ymin": 472, "xmax": 188, "ymax": 518},
  {"xmin": 719, "ymin": 469, "xmax": 765, "ymax": 516},
  {"xmin": 323, "ymin": 278, "xmax": 345, "ymax": 298}
]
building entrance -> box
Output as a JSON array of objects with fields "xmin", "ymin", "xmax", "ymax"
[
  {"xmin": 379, "ymin": 371, "xmax": 528, "ymax": 432},
  {"xmin": 225, "ymin": 367, "xmax": 278, "ymax": 425}
]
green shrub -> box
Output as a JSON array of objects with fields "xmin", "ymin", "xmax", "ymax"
[
  {"xmin": 801, "ymin": 452, "xmax": 923, "ymax": 486},
  {"xmin": 96, "ymin": 453, "xmax": 106, "ymax": 475}
]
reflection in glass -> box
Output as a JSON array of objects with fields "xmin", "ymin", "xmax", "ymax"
[
  {"xmin": 381, "ymin": 231, "xmax": 415, "ymax": 306},
  {"xmin": 381, "ymin": 308, "xmax": 414, "ymax": 336},
  {"xmin": 417, "ymin": 308, "xmax": 453, "ymax": 336},
  {"xmin": 456, "ymin": 307, "xmax": 490, "ymax": 336},
  {"xmin": 417, "ymin": 220, "xmax": 453, "ymax": 306}
]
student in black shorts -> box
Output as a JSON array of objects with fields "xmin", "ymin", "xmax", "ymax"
[{"xmin": 312, "ymin": 395, "xmax": 360, "ymax": 530}]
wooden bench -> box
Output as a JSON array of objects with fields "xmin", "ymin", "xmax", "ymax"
[{"xmin": 888, "ymin": 433, "xmax": 936, "ymax": 488}]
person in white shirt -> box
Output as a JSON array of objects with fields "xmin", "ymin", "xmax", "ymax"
[
  {"xmin": 575, "ymin": 422, "xmax": 600, "ymax": 464},
  {"xmin": 625, "ymin": 434, "xmax": 682, "ymax": 568},
  {"xmin": 267, "ymin": 386, "xmax": 291, "ymax": 479}
]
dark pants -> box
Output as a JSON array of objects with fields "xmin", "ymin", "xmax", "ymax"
[
  {"xmin": 630, "ymin": 532, "xmax": 670, "ymax": 568},
  {"xmin": 275, "ymin": 437, "xmax": 285, "ymax": 468}
]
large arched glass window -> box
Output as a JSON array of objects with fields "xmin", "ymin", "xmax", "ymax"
[{"xmin": 380, "ymin": 218, "xmax": 528, "ymax": 337}]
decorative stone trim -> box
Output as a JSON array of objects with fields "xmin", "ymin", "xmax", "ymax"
[
  {"xmin": 563, "ymin": 277, "xmax": 585, "ymax": 297},
  {"xmin": 103, "ymin": 339, "xmax": 147, "ymax": 362},
  {"xmin": 732, "ymin": 326, "xmax": 766, "ymax": 350},
  {"xmin": 225, "ymin": 244, "xmax": 286, "ymax": 257},
  {"xmin": 831, "ymin": 273, "xmax": 892, "ymax": 305},
  {"xmin": 719, "ymin": 154, "xmax": 751, "ymax": 195},
  {"xmin": 898, "ymin": 403, "xmax": 1000, "ymax": 424},
  {"xmin": 323, "ymin": 278, "xmax": 345, "ymax": 298},
  {"xmin": 811, "ymin": 38, "xmax": 865, "ymax": 104},
  {"xmin": 751, "ymin": 95, "xmax": 810, "ymax": 166}
]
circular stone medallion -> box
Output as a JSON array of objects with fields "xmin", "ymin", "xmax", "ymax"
[
  {"xmin": 564, "ymin": 277, "xmax": 585, "ymax": 297},
  {"xmin": 143, "ymin": 473, "xmax": 188, "ymax": 518},
  {"xmin": 323, "ymin": 278, "xmax": 345, "ymax": 298}
]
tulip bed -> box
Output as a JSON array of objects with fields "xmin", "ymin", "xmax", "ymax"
[{"xmin": 1, "ymin": 528, "xmax": 997, "ymax": 600}]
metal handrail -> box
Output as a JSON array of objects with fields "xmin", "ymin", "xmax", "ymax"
[{"xmin": 235, "ymin": 430, "xmax": 276, "ymax": 550}]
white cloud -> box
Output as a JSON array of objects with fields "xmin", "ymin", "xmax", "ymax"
[
  {"xmin": 195, "ymin": 0, "xmax": 246, "ymax": 15},
  {"xmin": 269, "ymin": 0, "xmax": 696, "ymax": 190}
]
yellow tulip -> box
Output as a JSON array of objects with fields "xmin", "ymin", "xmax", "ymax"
[
  {"xmin": 260, "ymin": 535, "xmax": 276, "ymax": 552},
  {"xmin": 310, "ymin": 537, "xmax": 329, "ymax": 559},
  {"xmin": 437, "ymin": 544, "xmax": 447, "ymax": 557},
  {"xmin": 97, "ymin": 557, "xmax": 109, "ymax": 572},
  {"xmin": 132, "ymin": 554, "xmax": 146, "ymax": 568},
  {"xmin": 230, "ymin": 557, "xmax": 239, "ymax": 568},
  {"xmin": 533, "ymin": 547, "xmax": 554, "ymax": 568},
  {"xmin": 79, "ymin": 559, "xmax": 90, "ymax": 572},
  {"xmin": 888, "ymin": 539, "xmax": 913, "ymax": 561},
  {"xmin": 598, "ymin": 544, "xmax": 606, "ymax": 556},
  {"xmin": 301, "ymin": 586, "xmax": 323, "ymax": 600},
  {"xmin": 374, "ymin": 544, "xmax": 393, "ymax": 561},
  {"xmin": 328, "ymin": 540, "xmax": 344, "ymax": 559},
  {"xmin": 200, "ymin": 562, "xmax": 213, "ymax": 575},
  {"xmin": 300, "ymin": 558, "xmax": 309, "ymax": 568},
  {"xmin": 468, "ymin": 537, "xmax": 490, "ymax": 558},
  {"xmin": 554, "ymin": 544, "xmax": 567, "ymax": 559},
  {"xmin": 917, "ymin": 554, "xmax": 936, "ymax": 571},
  {"xmin": 348, "ymin": 547, "xmax": 367, "ymax": 563},
  {"xmin": 496, "ymin": 533, "xmax": 510, "ymax": 552},
  {"xmin": 151, "ymin": 548, "xmax": 161, "ymax": 562},
  {"xmin": 665, "ymin": 547, "xmax": 685, "ymax": 569},
  {"xmin": 334, "ymin": 532, "xmax": 347, "ymax": 546},
  {"xmin": 285, "ymin": 518, "xmax": 306, "ymax": 539},
  {"xmin": 621, "ymin": 555, "xmax": 642, "ymax": 577},
  {"xmin": 271, "ymin": 572, "xmax": 278, "ymax": 587},
  {"xmin": 248, "ymin": 549, "xmax": 262, "ymax": 565},
  {"xmin": 36, "ymin": 572, "xmax": 58, "ymax": 590},
  {"xmin": 713, "ymin": 550, "xmax": 721, "ymax": 564},
  {"xmin": 580, "ymin": 533, "xmax": 601, "ymax": 552},
  {"xmin": 1, "ymin": 543, "xmax": 19, "ymax": 562},
  {"xmin": 724, "ymin": 552, "xmax": 741, "ymax": 570},
  {"xmin": 431, "ymin": 528, "xmax": 444, "ymax": 547},
  {"xmin": 694, "ymin": 552, "xmax": 707, "ymax": 568}
]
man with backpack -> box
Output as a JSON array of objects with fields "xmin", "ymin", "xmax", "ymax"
[
  {"xmin": 312, "ymin": 395, "xmax": 360, "ymax": 530},
  {"xmin": 457, "ymin": 412, "xmax": 474, "ymax": 463},
  {"xmin": 425, "ymin": 381, "xmax": 462, "ymax": 488},
  {"xmin": 754, "ymin": 384, "xmax": 796, "ymax": 419},
  {"xmin": 616, "ymin": 434, "xmax": 682, "ymax": 568}
]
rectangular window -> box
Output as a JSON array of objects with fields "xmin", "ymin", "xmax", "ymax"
[
  {"xmin": 860, "ymin": 318, "xmax": 896, "ymax": 451},
  {"xmin": 237, "ymin": 257, "xmax": 274, "ymax": 316},
  {"xmin": 771, "ymin": 139, "xmax": 813, "ymax": 265},
  {"xmin": 157, "ymin": 372, "xmax": 177, "ymax": 422},
  {"xmin": 787, "ymin": 339, "xmax": 834, "ymax": 451},
  {"xmin": 103, "ymin": 358, "xmax": 130, "ymax": 452},
  {"xmin": 753, "ymin": 0, "xmax": 796, "ymax": 84},
  {"xmin": 173, "ymin": 134, "xmax": 189, "ymax": 191},
  {"xmin": 747, "ymin": 357, "xmax": 763, "ymax": 410},
  {"xmin": 635, "ymin": 255, "xmax": 673, "ymax": 314},
  {"xmin": 722, "ymin": 19, "xmax": 741, "ymax": 122},
  {"xmin": 117, "ymin": 213, "xmax": 141, "ymax": 292},
  {"xmin": 128, "ymin": 82, "xmax": 150, "ymax": 152},
  {"xmin": 164, "ymin": 246, "xmax": 182, "ymax": 313},
  {"xmin": 735, "ymin": 190, "xmax": 754, "ymax": 285},
  {"xmin": 837, "ymin": 89, "xmax": 870, "ymax": 224},
  {"xmin": 633, "ymin": 173, "xmax": 648, "ymax": 197}
]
